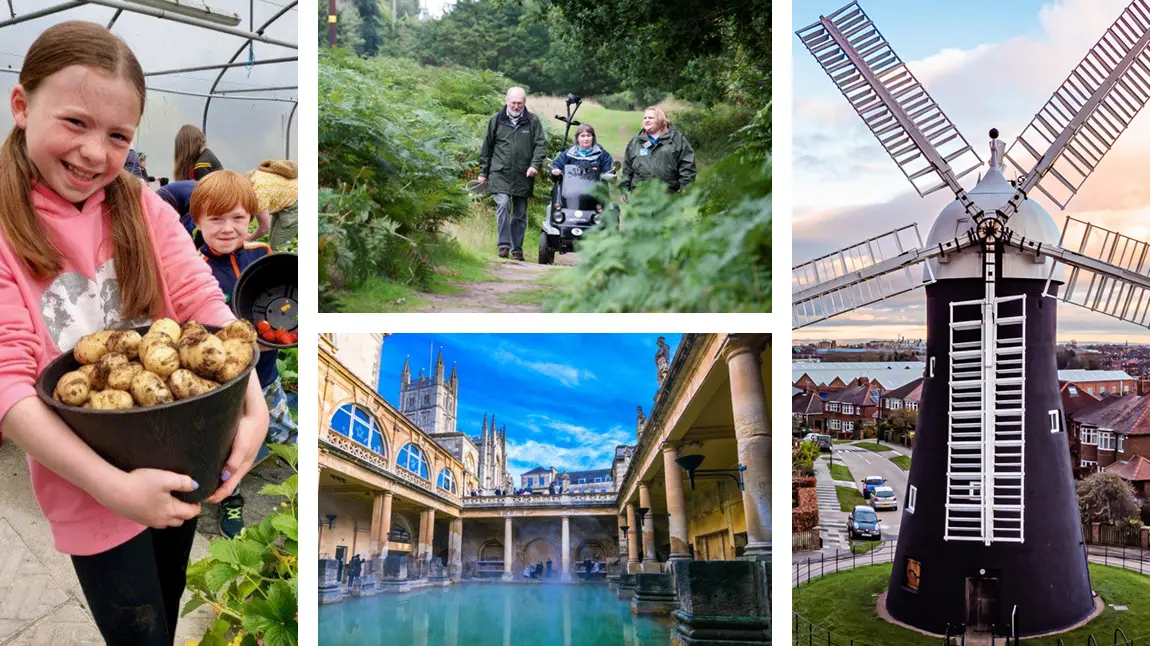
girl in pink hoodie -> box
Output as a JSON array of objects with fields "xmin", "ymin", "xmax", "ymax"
[{"xmin": 0, "ymin": 22, "xmax": 269, "ymax": 645}]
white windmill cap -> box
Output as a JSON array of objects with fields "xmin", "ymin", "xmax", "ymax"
[{"xmin": 925, "ymin": 151, "xmax": 1065, "ymax": 283}]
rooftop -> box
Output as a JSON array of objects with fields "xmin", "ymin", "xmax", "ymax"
[
  {"xmin": 1058, "ymin": 369, "xmax": 1136, "ymax": 383},
  {"xmin": 1070, "ymin": 395, "xmax": 1150, "ymax": 435},
  {"xmin": 792, "ymin": 361, "xmax": 925, "ymax": 390},
  {"xmin": 1105, "ymin": 455, "xmax": 1150, "ymax": 482},
  {"xmin": 884, "ymin": 377, "xmax": 924, "ymax": 403}
]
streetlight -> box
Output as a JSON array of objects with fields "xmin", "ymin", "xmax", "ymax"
[{"xmin": 675, "ymin": 454, "xmax": 747, "ymax": 490}]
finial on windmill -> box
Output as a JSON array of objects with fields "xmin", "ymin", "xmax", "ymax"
[{"xmin": 988, "ymin": 128, "xmax": 1006, "ymax": 172}]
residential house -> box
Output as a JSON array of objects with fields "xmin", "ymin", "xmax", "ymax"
[
  {"xmin": 792, "ymin": 391, "xmax": 825, "ymax": 433},
  {"xmin": 1058, "ymin": 370, "xmax": 1136, "ymax": 398},
  {"xmin": 822, "ymin": 379, "xmax": 882, "ymax": 440},
  {"xmin": 1068, "ymin": 395, "xmax": 1150, "ymax": 477}
]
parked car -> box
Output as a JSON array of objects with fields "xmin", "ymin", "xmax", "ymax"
[
  {"xmin": 871, "ymin": 486, "xmax": 898, "ymax": 510},
  {"xmin": 803, "ymin": 433, "xmax": 833, "ymax": 451},
  {"xmin": 860, "ymin": 475, "xmax": 886, "ymax": 498},
  {"xmin": 846, "ymin": 505, "xmax": 881, "ymax": 540}
]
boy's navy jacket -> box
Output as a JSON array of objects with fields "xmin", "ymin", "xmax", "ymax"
[
  {"xmin": 551, "ymin": 143, "xmax": 614, "ymax": 176},
  {"xmin": 199, "ymin": 242, "xmax": 278, "ymax": 388}
]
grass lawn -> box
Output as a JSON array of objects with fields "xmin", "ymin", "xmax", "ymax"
[
  {"xmin": 836, "ymin": 486, "xmax": 866, "ymax": 512},
  {"xmin": 891, "ymin": 455, "xmax": 912, "ymax": 471},
  {"xmin": 833, "ymin": 439, "xmax": 855, "ymax": 444},
  {"xmin": 854, "ymin": 441, "xmax": 894, "ymax": 452},
  {"xmin": 793, "ymin": 564, "xmax": 1149, "ymax": 645},
  {"xmin": 850, "ymin": 539, "xmax": 883, "ymax": 556},
  {"xmin": 332, "ymin": 239, "xmax": 494, "ymax": 312},
  {"xmin": 829, "ymin": 463, "xmax": 854, "ymax": 483}
]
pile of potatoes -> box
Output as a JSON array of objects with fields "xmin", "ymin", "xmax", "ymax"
[{"xmin": 52, "ymin": 319, "xmax": 259, "ymax": 410}]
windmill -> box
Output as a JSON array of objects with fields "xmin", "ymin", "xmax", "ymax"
[{"xmin": 795, "ymin": 1, "xmax": 1150, "ymax": 638}]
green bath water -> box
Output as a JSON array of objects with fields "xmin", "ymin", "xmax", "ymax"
[{"xmin": 318, "ymin": 582, "xmax": 674, "ymax": 645}]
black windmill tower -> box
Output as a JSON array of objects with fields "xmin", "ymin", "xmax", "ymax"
[{"xmin": 795, "ymin": 0, "xmax": 1150, "ymax": 637}]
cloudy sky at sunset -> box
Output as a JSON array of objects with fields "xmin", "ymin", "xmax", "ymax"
[{"xmin": 793, "ymin": 0, "xmax": 1150, "ymax": 343}]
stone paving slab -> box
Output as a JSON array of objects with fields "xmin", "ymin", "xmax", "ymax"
[{"xmin": 0, "ymin": 439, "xmax": 288, "ymax": 645}]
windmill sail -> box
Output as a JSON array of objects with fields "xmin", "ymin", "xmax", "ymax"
[
  {"xmin": 1020, "ymin": 218, "xmax": 1150, "ymax": 327},
  {"xmin": 791, "ymin": 225, "xmax": 977, "ymax": 328},
  {"xmin": 1005, "ymin": 0, "xmax": 1150, "ymax": 211},
  {"xmin": 795, "ymin": 2, "xmax": 983, "ymax": 200}
]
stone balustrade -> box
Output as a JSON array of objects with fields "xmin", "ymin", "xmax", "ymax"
[
  {"xmin": 322, "ymin": 428, "xmax": 462, "ymax": 505},
  {"xmin": 462, "ymin": 492, "xmax": 616, "ymax": 508}
]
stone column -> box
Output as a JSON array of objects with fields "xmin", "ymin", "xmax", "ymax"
[
  {"xmin": 373, "ymin": 491, "xmax": 393, "ymax": 559},
  {"xmin": 502, "ymin": 516, "xmax": 514, "ymax": 581},
  {"xmin": 639, "ymin": 482, "xmax": 658, "ymax": 567},
  {"xmin": 662, "ymin": 444, "xmax": 691, "ymax": 561},
  {"xmin": 617, "ymin": 513, "xmax": 628, "ymax": 560},
  {"xmin": 425, "ymin": 510, "xmax": 436, "ymax": 565},
  {"xmin": 626, "ymin": 504, "xmax": 640, "ymax": 573},
  {"xmin": 725, "ymin": 334, "xmax": 771, "ymax": 559},
  {"xmin": 448, "ymin": 517, "xmax": 463, "ymax": 582},
  {"xmin": 417, "ymin": 509, "xmax": 430, "ymax": 562},
  {"xmin": 561, "ymin": 515, "xmax": 572, "ymax": 582}
]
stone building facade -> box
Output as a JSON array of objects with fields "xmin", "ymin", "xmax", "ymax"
[{"xmin": 399, "ymin": 350, "xmax": 458, "ymax": 435}]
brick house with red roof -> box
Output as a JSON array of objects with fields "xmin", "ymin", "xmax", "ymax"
[
  {"xmin": 1068, "ymin": 395, "xmax": 1150, "ymax": 489},
  {"xmin": 821, "ymin": 379, "xmax": 882, "ymax": 440},
  {"xmin": 1105, "ymin": 456, "xmax": 1150, "ymax": 497}
]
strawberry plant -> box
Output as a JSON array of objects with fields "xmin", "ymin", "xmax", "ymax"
[{"xmin": 183, "ymin": 443, "xmax": 298, "ymax": 646}]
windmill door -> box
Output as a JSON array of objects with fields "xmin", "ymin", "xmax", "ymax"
[{"xmin": 965, "ymin": 576, "xmax": 1000, "ymax": 632}]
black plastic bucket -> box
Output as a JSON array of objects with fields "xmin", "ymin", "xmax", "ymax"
[
  {"xmin": 232, "ymin": 252, "xmax": 297, "ymax": 349},
  {"xmin": 35, "ymin": 325, "xmax": 256, "ymax": 503}
]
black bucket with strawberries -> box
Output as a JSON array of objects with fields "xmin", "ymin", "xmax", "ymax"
[{"xmin": 232, "ymin": 253, "xmax": 297, "ymax": 348}]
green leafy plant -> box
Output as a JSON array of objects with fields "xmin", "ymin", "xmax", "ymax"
[
  {"xmin": 276, "ymin": 349, "xmax": 298, "ymax": 394},
  {"xmin": 184, "ymin": 444, "xmax": 298, "ymax": 646}
]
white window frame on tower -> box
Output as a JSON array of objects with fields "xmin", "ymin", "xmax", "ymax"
[{"xmin": 1049, "ymin": 409, "xmax": 1062, "ymax": 434}]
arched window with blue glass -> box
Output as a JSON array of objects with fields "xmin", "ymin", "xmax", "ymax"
[
  {"xmin": 397, "ymin": 442, "xmax": 430, "ymax": 479},
  {"xmin": 437, "ymin": 468, "xmax": 456, "ymax": 493},
  {"xmin": 330, "ymin": 403, "xmax": 386, "ymax": 457}
]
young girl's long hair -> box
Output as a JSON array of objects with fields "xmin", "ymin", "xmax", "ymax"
[
  {"xmin": 173, "ymin": 124, "xmax": 205, "ymax": 181},
  {"xmin": 0, "ymin": 21, "xmax": 160, "ymax": 319}
]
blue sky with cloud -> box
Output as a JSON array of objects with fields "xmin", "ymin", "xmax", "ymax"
[{"xmin": 376, "ymin": 334, "xmax": 682, "ymax": 478}]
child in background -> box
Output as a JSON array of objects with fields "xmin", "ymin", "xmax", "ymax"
[
  {"xmin": 0, "ymin": 22, "xmax": 268, "ymax": 645},
  {"xmin": 190, "ymin": 170, "xmax": 297, "ymax": 538}
]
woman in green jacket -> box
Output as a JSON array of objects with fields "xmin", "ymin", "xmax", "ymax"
[{"xmin": 620, "ymin": 106, "xmax": 697, "ymax": 193}]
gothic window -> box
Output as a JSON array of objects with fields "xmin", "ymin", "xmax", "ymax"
[
  {"xmin": 424, "ymin": 394, "xmax": 431, "ymax": 406},
  {"xmin": 397, "ymin": 443, "xmax": 430, "ymax": 479},
  {"xmin": 330, "ymin": 404, "xmax": 386, "ymax": 457},
  {"xmin": 437, "ymin": 468, "xmax": 456, "ymax": 493},
  {"xmin": 408, "ymin": 396, "xmax": 416, "ymax": 409}
]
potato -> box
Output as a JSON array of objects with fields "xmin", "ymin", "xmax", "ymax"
[
  {"xmin": 139, "ymin": 331, "xmax": 174, "ymax": 360},
  {"xmin": 178, "ymin": 333, "xmax": 226, "ymax": 379},
  {"xmin": 106, "ymin": 362, "xmax": 144, "ymax": 391},
  {"xmin": 89, "ymin": 389, "xmax": 133, "ymax": 410},
  {"xmin": 181, "ymin": 321, "xmax": 208, "ymax": 338},
  {"xmin": 141, "ymin": 344, "xmax": 180, "ymax": 379},
  {"xmin": 105, "ymin": 330, "xmax": 142, "ymax": 360},
  {"xmin": 148, "ymin": 318, "xmax": 181, "ymax": 343},
  {"xmin": 167, "ymin": 369, "xmax": 219, "ymax": 400},
  {"xmin": 215, "ymin": 338, "xmax": 255, "ymax": 383},
  {"xmin": 217, "ymin": 319, "xmax": 257, "ymax": 344},
  {"xmin": 52, "ymin": 371, "xmax": 90, "ymax": 406},
  {"xmin": 76, "ymin": 364, "xmax": 99, "ymax": 386},
  {"xmin": 130, "ymin": 370, "xmax": 173, "ymax": 406},
  {"xmin": 73, "ymin": 330, "xmax": 114, "ymax": 365},
  {"xmin": 95, "ymin": 353, "xmax": 129, "ymax": 390}
]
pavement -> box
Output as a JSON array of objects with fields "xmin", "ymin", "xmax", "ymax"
[{"xmin": 0, "ymin": 437, "xmax": 292, "ymax": 645}]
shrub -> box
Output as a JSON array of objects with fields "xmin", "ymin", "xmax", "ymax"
[
  {"xmin": 595, "ymin": 89, "xmax": 667, "ymax": 111},
  {"xmin": 793, "ymin": 486, "xmax": 819, "ymax": 532},
  {"xmin": 1078, "ymin": 472, "xmax": 1140, "ymax": 525},
  {"xmin": 671, "ymin": 103, "xmax": 756, "ymax": 163}
]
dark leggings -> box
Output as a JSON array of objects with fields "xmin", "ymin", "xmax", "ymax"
[{"xmin": 71, "ymin": 519, "xmax": 198, "ymax": 646}]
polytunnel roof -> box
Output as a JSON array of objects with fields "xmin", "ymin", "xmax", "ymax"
[{"xmin": 0, "ymin": 0, "xmax": 297, "ymax": 178}]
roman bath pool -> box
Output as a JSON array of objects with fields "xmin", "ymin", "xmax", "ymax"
[{"xmin": 318, "ymin": 583, "xmax": 673, "ymax": 645}]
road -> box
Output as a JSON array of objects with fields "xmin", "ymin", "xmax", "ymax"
[{"xmin": 830, "ymin": 444, "xmax": 909, "ymax": 540}]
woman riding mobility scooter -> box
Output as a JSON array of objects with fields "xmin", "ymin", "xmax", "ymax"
[{"xmin": 538, "ymin": 94, "xmax": 619, "ymax": 264}]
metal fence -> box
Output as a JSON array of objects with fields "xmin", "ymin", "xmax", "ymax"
[{"xmin": 793, "ymin": 541, "xmax": 898, "ymax": 587}]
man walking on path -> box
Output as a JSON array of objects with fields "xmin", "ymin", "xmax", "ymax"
[{"xmin": 478, "ymin": 87, "xmax": 547, "ymax": 261}]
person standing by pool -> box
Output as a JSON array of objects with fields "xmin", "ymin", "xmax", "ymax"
[
  {"xmin": 348, "ymin": 554, "xmax": 361, "ymax": 588},
  {"xmin": 620, "ymin": 107, "xmax": 697, "ymax": 193},
  {"xmin": 477, "ymin": 87, "xmax": 546, "ymax": 261},
  {"xmin": 545, "ymin": 558, "xmax": 552, "ymax": 578}
]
